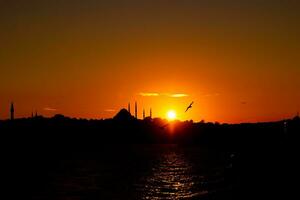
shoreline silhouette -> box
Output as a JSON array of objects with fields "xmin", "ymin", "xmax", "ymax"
[{"xmin": 1, "ymin": 108, "xmax": 298, "ymax": 145}]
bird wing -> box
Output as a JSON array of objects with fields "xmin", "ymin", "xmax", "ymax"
[{"xmin": 185, "ymin": 102, "xmax": 194, "ymax": 112}]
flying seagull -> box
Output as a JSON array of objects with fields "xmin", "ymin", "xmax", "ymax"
[{"xmin": 185, "ymin": 101, "xmax": 194, "ymax": 112}]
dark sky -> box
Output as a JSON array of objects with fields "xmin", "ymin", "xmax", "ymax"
[{"xmin": 1, "ymin": 0, "xmax": 299, "ymax": 122}]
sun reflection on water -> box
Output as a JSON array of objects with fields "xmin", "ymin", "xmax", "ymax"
[{"xmin": 135, "ymin": 148, "xmax": 208, "ymax": 199}]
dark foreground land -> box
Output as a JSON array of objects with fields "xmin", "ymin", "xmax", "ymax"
[{"xmin": 1, "ymin": 114, "xmax": 299, "ymax": 199}]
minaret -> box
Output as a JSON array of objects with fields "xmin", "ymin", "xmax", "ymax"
[
  {"xmin": 150, "ymin": 108, "xmax": 152, "ymax": 119},
  {"xmin": 135, "ymin": 101, "xmax": 138, "ymax": 119},
  {"xmin": 128, "ymin": 103, "xmax": 131, "ymax": 114},
  {"xmin": 10, "ymin": 102, "xmax": 14, "ymax": 120},
  {"xmin": 143, "ymin": 109, "xmax": 145, "ymax": 119}
]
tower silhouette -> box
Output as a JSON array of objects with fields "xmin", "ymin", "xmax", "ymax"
[
  {"xmin": 10, "ymin": 102, "xmax": 14, "ymax": 120},
  {"xmin": 128, "ymin": 103, "xmax": 131, "ymax": 114},
  {"xmin": 150, "ymin": 108, "xmax": 152, "ymax": 119},
  {"xmin": 143, "ymin": 109, "xmax": 145, "ymax": 119},
  {"xmin": 135, "ymin": 101, "xmax": 138, "ymax": 119}
]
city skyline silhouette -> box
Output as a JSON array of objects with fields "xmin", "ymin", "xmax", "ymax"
[{"xmin": 1, "ymin": 100, "xmax": 299, "ymax": 124}]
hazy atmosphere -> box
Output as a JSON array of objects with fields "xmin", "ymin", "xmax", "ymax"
[{"xmin": 1, "ymin": 0, "xmax": 299, "ymax": 122}]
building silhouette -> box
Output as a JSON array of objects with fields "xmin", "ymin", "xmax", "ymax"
[
  {"xmin": 113, "ymin": 108, "xmax": 134, "ymax": 121},
  {"xmin": 128, "ymin": 103, "xmax": 131, "ymax": 114},
  {"xmin": 10, "ymin": 102, "xmax": 14, "ymax": 120},
  {"xmin": 293, "ymin": 112, "xmax": 300, "ymax": 121},
  {"xmin": 135, "ymin": 101, "xmax": 138, "ymax": 119},
  {"xmin": 150, "ymin": 108, "xmax": 152, "ymax": 119},
  {"xmin": 143, "ymin": 109, "xmax": 145, "ymax": 119}
]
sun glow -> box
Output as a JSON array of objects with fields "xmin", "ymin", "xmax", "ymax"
[{"xmin": 167, "ymin": 110, "xmax": 177, "ymax": 120}]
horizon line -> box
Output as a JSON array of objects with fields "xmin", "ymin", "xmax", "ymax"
[{"xmin": 1, "ymin": 113, "xmax": 298, "ymax": 125}]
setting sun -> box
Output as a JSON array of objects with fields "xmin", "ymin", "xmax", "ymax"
[{"xmin": 167, "ymin": 110, "xmax": 177, "ymax": 120}]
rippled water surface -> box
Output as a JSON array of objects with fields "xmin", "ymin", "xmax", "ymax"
[{"xmin": 29, "ymin": 145, "xmax": 233, "ymax": 200}]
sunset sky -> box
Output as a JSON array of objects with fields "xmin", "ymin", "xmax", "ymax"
[{"xmin": 1, "ymin": 0, "xmax": 299, "ymax": 123}]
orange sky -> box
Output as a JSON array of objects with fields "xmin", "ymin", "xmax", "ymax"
[{"xmin": 0, "ymin": 1, "xmax": 299, "ymax": 123}]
